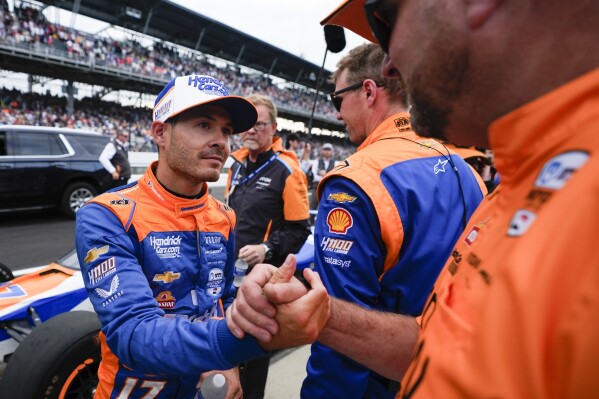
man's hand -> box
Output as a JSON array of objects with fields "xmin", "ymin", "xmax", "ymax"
[
  {"xmin": 260, "ymin": 267, "xmax": 330, "ymax": 351},
  {"xmin": 111, "ymin": 171, "xmax": 119, "ymax": 180},
  {"xmin": 197, "ymin": 367, "xmax": 241, "ymax": 399},
  {"xmin": 238, "ymin": 244, "xmax": 266, "ymax": 266},
  {"xmin": 226, "ymin": 255, "xmax": 309, "ymax": 341}
]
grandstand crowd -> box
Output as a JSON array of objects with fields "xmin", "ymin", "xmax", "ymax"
[
  {"xmin": 0, "ymin": 2, "xmax": 356, "ymax": 157},
  {"xmin": 0, "ymin": 3, "xmax": 339, "ymax": 118}
]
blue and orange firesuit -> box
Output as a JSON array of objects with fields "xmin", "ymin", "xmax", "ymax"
[
  {"xmin": 75, "ymin": 163, "xmax": 264, "ymax": 399},
  {"xmin": 301, "ymin": 113, "xmax": 487, "ymax": 399}
]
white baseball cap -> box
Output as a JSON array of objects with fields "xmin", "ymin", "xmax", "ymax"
[{"xmin": 153, "ymin": 74, "xmax": 257, "ymax": 134}]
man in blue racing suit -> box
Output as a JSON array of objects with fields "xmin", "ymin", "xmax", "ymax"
[
  {"xmin": 301, "ymin": 44, "xmax": 487, "ymax": 399},
  {"xmin": 75, "ymin": 74, "xmax": 266, "ymax": 399}
]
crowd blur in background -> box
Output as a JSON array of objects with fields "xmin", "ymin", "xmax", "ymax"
[{"xmin": 0, "ymin": 3, "xmax": 356, "ymax": 158}]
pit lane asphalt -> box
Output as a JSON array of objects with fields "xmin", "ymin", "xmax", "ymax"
[
  {"xmin": 0, "ymin": 209, "xmax": 75, "ymax": 273},
  {"xmin": 0, "ymin": 209, "xmax": 311, "ymax": 398}
]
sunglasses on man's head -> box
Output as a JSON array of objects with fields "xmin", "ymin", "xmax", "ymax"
[{"xmin": 364, "ymin": 0, "xmax": 392, "ymax": 53}]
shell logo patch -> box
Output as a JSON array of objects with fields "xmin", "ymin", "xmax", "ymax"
[
  {"xmin": 327, "ymin": 208, "xmax": 354, "ymax": 234},
  {"xmin": 328, "ymin": 192, "xmax": 357, "ymax": 204},
  {"xmin": 156, "ymin": 291, "xmax": 176, "ymax": 309}
]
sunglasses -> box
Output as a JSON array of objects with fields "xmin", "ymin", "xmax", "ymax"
[
  {"xmin": 364, "ymin": 0, "xmax": 391, "ymax": 53},
  {"xmin": 329, "ymin": 81, "xmax": 364, "ymax": 112},
  {"xmin": 329, "ymin": 80, "xmax": 386, "ymax": 112}
]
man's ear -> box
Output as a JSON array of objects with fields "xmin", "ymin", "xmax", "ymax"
[
  {"xmin": 364, "ymin": 80, "xmax": 378, "ymax": 107},
  {"xmin": 465, "ymin": 0, "xmax": 503, "ymax": 29},
  {"xmin": 151, "ymin": 121, "xmax": 167, "ymax": 146}
]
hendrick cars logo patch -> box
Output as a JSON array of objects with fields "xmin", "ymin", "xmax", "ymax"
[
  {"xmin": 150, "ymin": 235, "xmax": 182, "ymax": 259},
  {"xmin": 327, "ymin": 208, "xmax": 353, "ymax": 234}
]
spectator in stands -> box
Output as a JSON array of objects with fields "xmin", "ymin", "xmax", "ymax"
[
  {"xmin": 0, "ymin": 2, "xmax": 342, "ymax": 120},
  {"xmin": 310, "ymin": 142, "xmax": 336, "ymax": 210},
  {"xmin": 285, "ymin": 132, "xmax": 301, "ymax": 158},
  {"xmin": 299, "ymin": 141, "xmax": 315, "ymax": 190},
  {"xmin": 98, "ymin": 128, "xmax": 131, "ymax": 188},
  {"xmin": 313, "ymin": 142, "xmax": 336, "ymax": 183}
]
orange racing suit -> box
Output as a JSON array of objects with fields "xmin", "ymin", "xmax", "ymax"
[{"xmin": 399, "ymin": 68, "xmax": 599, "ymax": 398}]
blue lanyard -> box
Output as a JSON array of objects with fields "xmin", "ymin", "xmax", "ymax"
[{"xmin": 230, "ymin": 153, "xmax": 279, "ymax": 191}]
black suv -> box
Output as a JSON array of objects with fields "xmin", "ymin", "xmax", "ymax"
[{"xmin": 0, "ymin": 125, "xmax": 113, "ymax": 218}]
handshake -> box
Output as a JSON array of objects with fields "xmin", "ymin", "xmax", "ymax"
[{"xmin": 225, "ymin": 254, "xmax": 331, "ymax": 351}]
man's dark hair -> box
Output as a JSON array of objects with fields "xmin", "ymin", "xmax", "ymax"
[{"xmin": 286, "ymin": 133, "xmax": 300, "ymax": 149}]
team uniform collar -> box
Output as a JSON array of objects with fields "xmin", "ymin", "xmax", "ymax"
[
  {"xmin": 489, "ymin": 67, "xmax": 599, "ymax": 187},
  {"xmin": 358, "ymin": 112, "xmax": 414, "ymax": 151},
  {"xmin": 138, "ymin": 161, "xmax": 210, "ymax": 217}
]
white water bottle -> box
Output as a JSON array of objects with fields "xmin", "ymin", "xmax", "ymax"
[
  {"xmin": 196, "ymin": 373, "xmax": 227, "ymax": 399},
  {"xmin": 233, "ymin": 258, "xmax": 249, "ymax": 287}
]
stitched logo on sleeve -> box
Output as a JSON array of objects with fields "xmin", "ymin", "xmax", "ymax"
[
  {"xmin": 326, "ymin": 208, "xmax": 354, "ymax": 234},
  {"xmin": 88, "ymin": 257, "xmax": 117, "ymax": 285},
  {"xmin": 84, "ymin": 245, "xmax": 109, "ymax": 264},
  {"xmin": 321, "ymin": 237, "xmax": 354, "ymax": 254},
  {"xmin": 328, "ymin": 192, "xmax": 357, "ymax": 204},
  {"xmin": 95, "ymin": 275, "xmax": 124, "ymax": 307}
]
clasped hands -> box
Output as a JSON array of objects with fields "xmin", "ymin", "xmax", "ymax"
[{"xmin": 226, "ymin": 255, "xmax": 330, "ymax": 351}]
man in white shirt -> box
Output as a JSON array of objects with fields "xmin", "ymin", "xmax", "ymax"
[
  {"xmin": 313, "ymin": 143, "xmax": 336, "ymax": 186},
  {"xmin": 99, "ymin": 129, "xmax": 131, "ymax": 188}
]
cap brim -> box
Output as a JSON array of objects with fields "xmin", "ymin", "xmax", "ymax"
[
  {"xmin": 321, "ymin": 0, "xmax": 377, "ymax": 43},
  {"xmin": 209, "ymin": 96, "xmax": 258, "ymax": 134},
  {"xmin": 168, "ymin": 96, "xmax": 258, "ymax": 134}
]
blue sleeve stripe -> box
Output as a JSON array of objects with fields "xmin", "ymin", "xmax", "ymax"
[{"xmin": 275, "ymin": 157, "xmax": 294, "ymax": 173}]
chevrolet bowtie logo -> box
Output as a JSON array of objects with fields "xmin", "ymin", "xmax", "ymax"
[
  {"xmin": 328, "ymin": 192, "xmax": 357, "ymax": 204},
  {"xmin": 153, "ymin": 271, "xmax": 182, "ymax": 284},
  {"xmin": 84, "ymin": 245, "xmax": 109, "ymax": 264}
]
